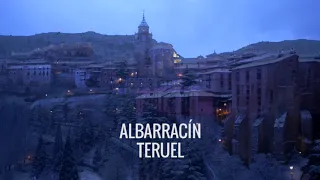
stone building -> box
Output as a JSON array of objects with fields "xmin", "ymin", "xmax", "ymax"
[
  {"xmin": 6, "ymin": 59, "xmax": 51, "ymax": 92},
  {"xmin": 135, "ymin": 85, "xmax": 217, "ymax": 126},
  {"xmin": 229, "ymin": 53, "xmax": 300, "ymax": 163}
]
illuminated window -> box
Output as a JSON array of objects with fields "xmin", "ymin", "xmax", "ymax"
[{"xmin": 174, "ymin": 59, "xmax": 181, "ymax": 63}]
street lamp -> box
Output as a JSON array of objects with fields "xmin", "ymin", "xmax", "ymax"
[{"xmin": 289, "ymin": 166, "xmax": 294, "ymax": 180}]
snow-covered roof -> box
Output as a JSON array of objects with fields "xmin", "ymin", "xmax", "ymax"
[
  {"xmin": 274, "ymin": 112, "xmax": 287, "ymax": 128},
  {"xmin": 136, "ymin": 91, "xmax": 169, "ymax": 99},
  {"xmin": 234, "ymin": 114, "xmax": 246, "ymax": 124},
  {"xmin": 299, "ymin": 58, "xmax": 320, "ymax": 63},
  {"xmin": 233, "ymin": 54, "xmax": 298, "ymax": 70},
  {"xmin": 253, "ymin": 118, "xmax": 264, "ymax": 127},
  {"xmin": 198, "ymin": 68, "xmax": 231, "ymax": 75},
  {"xmin": 301, "ymin": 110, "xmax": 312, "ymax": 120},
  {"xmin": 150, "ymin": 42, "xmax": 173, "ymax": 50},
  {"xmin": 163, "ymin": 91, "xmax": 216, "ymax": 98}
]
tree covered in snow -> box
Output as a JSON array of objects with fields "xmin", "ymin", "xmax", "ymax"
[
  {"xmin": 75, "ymin": 120, "xmax": 95, "ymax": 153},
  {"xmin": 181, "ymin": 69, "xmax": 198, "ymax": 89},
  {"xmin": 183, "ymin": 138, "xmax": 207, "ymax": 180},
  {"xmin": 92, "ymin": 146, "xmax": 103, "ymax": 168},
  {"xmin": 0, "ymin": 99, "xmax": 30, "ymax": 180},
  {"xmin": 32, "ymin": 136, "xmax": 48, "ymax": 179},
  {"xmin": 138, "ymin": 102, "xmax": 170, "ymax": 180},
  {"xmin": 249, "ymin": 154, "xmax": 285, "ymax": 180},
  {"xmin": 52, "ymin": 125, "xmax": 64, "ymax": 174},
  {"xmin": 301, "ymin": 140, "xmax": 320, "ymax": 179},
  {"xmin": 59, "ymin": 135, "xmax": 79, "ymax": 180}
]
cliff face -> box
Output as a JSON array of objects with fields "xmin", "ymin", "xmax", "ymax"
[{"xmin": 0, "ymin": 31, "xmax": 140, "ymax": 62}]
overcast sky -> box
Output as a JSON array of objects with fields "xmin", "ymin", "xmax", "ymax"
[{"xmin": 1, "ymin": 0, "xmax": 319, "ymax": 57}]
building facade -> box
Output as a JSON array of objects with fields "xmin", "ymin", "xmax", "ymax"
[
  {"xmin": 229, "ymin": 53, "xmax": 300, "ymax": 163},
  {"xmin": 6, "ymin": 60, "xmax": 51, "ymax": 92}
]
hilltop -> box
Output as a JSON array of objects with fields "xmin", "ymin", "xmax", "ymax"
[
  {"xmin": 1, "ymin": 33, "xmax": 320, "ymax": 61},
  {"xmin": 0, "ymin": 31, "xmax": 148, "ymax": 62},
  {"xmin": 235, "ymin": 39, "xmax": 320, "ymax": 55}
]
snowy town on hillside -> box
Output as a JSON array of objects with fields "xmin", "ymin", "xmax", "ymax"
[{"xmin": 1, "ymin": 11, "xmax": 320, "ymax": 180}]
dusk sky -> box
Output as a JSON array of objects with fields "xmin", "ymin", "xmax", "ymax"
[{"xmin": 1, "ymin": 0, "xmax": 319, "ymax": 57}]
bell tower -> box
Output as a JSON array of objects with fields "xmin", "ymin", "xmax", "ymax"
[{"xmin": 136, "ymin": 11, "xmax": 152, "ymax": 43}]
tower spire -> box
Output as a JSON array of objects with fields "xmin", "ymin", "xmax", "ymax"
[
  {"xmin": 139, "ymin": 10, "xmax": 148, "ymax": 27},
  {"xmin": 143, "ymin": 10, "xmax": 145, "ymax": 21}
]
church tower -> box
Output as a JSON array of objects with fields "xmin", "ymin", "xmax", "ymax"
[{"xmin": 135, "ymin": 11, "xmax": 152, "ymax": 43}]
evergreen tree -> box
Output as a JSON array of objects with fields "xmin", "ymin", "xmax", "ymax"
[
  {"xmin": 77, "ymin": 121, "xmax": 95, "ymax": 153},
  {"xmin": 52, "ymin": 125, "xmax": 64, "ymax": 174},
  {"xmin": 115, "ymin": 61, "xmax": 129, "ymax": 80},
  {"xmin": 301, "ymin": 140, "xmax": 320, "ymax": 179},
  {"xmin": 59, "ymin": 135, "xmax": 79, "ymax": 180},
  {"xmin": 52, "ymin": 125, "xmax": 63, "ymax": 159},
  {"xmin": 32, "ymin": 137, "xmax": 48, "ymax": 179},
  {"xmin": 184, "ymin": 139, "xmax": 207, "ymax": 180},
  {"xmin": 95, "ymin": 126, "xmax": 107, "ymax": 144},
  {"xmin": 92, "ymin": 147, "xmax": 103, "ymax": 168},
  {"xmin": 181, "ymin": 70, "xmax": 198, "ymax": 89}
]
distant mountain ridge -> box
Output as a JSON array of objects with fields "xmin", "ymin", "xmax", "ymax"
[
  {"xmin": 1, "ymin": 32, "xmax": 320, "ymax": 61},
  {"xmin": 234, "ymin": 39, "xmax": 320, "ymax": 56},
  {"xmin": 0, "ymin": 31, "xmax": 146, "ymax": 62}
]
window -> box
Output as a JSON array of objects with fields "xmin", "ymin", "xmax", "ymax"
[
  {"xmin": 270, "ymin": 90, "xmax": 273, "ymax": 103},
  {"xmin": 246, "ymin": 96, "xmax": 249, "ymax": 106},
  {"xmin": 257, "ymin": 69, "xmax": 261, "ymax": 80},
  {"xmin": 257, "ymin": 87, "xmax": 261, "ymax": 95},
  {"xmin": 236, "ymin": 71, "xmax": 239, "ymax": 81},
  {"xmin": 246, "ymin": 71, "xmax": 250, "ymax": 82},
  {"xmin": 236, "ymin": 85, "xmax": 240, "ymax": 95},
  {"xmin": 257, "ymin": 96, "xmax": 261, "ymax": 106}
]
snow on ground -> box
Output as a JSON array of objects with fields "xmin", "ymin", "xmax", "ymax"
[
  {"xmin": 80, "ymin": 169, "xmax": 102, "ymax": 180},
  {"xmin": 10, "ymin": 169, "xmax": 103, "ymax": 180},
  {"xmin": 30, "ymin": 94, "xmax": 107, "ymax": 109},
  {"xmin": 207, "ymin": 122, "xmax": 308, "ymax": 180}
]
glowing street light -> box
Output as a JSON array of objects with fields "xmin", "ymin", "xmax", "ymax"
[
  {"xmin": 45, "ymin": 94, "xmax": 48, "ymax": 97},
  {"xmin": 224, "ymin": 103, "xmax": 227, "ymax": 106},
  {"xmin": 89, "ymin": 89, "xmax": 92, "ymax": 92},
  {"xmin": 218, "ymin": 139, "xmax": 222, "ymax": 142},
  {"xmin": 289, "ymin": 166, "xmax": 294, "ymax": 179},
  {"xmin": 67, "ymin": 90, "xmax": 70, "ymax": 93}
]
